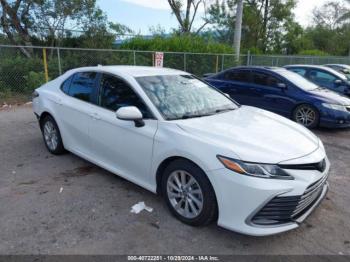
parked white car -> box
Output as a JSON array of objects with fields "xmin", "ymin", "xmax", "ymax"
[{"xmin": 33, "ymin": 66, "xmax": 329, "ymax": 236}]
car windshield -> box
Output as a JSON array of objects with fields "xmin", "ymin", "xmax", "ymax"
[
  {"xmin": 136, "ymin": 74, "xmax": 238, "ymax": 120},
  {"xmin": 277, "ymin": 70, "xmax": 319, "ymax": 91}
]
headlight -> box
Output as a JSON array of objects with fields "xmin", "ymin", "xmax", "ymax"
[
  {"xmin": 217, "ymin": 155, "xmax": 294, "ymax": 180},
  {"xmin": 322, "ymin": 103, "xmax": 347, "ymax": 112}
]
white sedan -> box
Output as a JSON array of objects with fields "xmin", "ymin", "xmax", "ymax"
[{"xmin": 32, "ymin": 66, "xmax": 329, "ymax": 236}]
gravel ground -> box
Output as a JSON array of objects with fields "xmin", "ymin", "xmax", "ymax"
[{"xmin": 0, "ymin": 105, "xmax": 349, "ymax": 255}]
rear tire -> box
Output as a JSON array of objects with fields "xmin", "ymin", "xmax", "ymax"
[
  {"xmin": 161, "ymin": 159, "xmax": 218, "ymax": 226},
  {"xmin": 40, "ymin": 115, "xmax": 65, "ymax": 155},
  {"xmin": 293, "ymin": 104, "xmax": 319, "ymax": 128}
]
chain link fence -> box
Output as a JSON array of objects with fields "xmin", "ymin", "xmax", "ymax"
[
  {"xmin": 0, "ymin": 45, "xmax": 248, "ymax": 103},
  {"xmin": 249, "ymin": 54, "xmax": 350, "ymax": 66},
  {"xmin": 1, "ymin": 44, "xmax": 350, "ymax": 103}
]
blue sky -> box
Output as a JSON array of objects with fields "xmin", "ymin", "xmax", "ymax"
[
  {"xmin": 97, "ymin": 0, "xmax": 179, "ymax": 34},
  {"xmin": 97, "ymin": 0, "xmax": 329, "ymax": 34}
]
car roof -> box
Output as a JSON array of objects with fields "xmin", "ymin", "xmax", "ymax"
[
  {"xmin": 284, "ymin": 64, "xmax": 328, "ymax": 69},
  {"xmin": 325, "ymin": 64, "xmax": 350, "ymax": 69},
  {"xmin": 64, "ymin": 65, "xmax": 188, "ymax": 77},
  {"xmin": 229, "ymin": 66, "xmax": 283, "ymax": 71},
  {"xmin": 325, "ymin": 64, "xmax": 349, "ymax": 66},
  {"xmin": 284, "ymin": 64, "xmax": 347, "ymax": 79}
]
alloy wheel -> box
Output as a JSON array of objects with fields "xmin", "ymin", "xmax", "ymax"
[
  {"xmin": 43, "ymin": 120, "xmax": 58, "ymax": 151},
  {"xmin": 295, "ymin": 106, "xmax": 316, "ymax": 127},
  {"xmin": 167, "ymin": 170, "xmax": 204, "ymax": 219}
]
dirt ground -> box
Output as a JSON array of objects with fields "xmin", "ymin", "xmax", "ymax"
[{"xmin": 0, "ymin": 105, "xmax": 349, "ymax": 255}]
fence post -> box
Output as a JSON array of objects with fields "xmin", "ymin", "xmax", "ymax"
[
  {"xmin": 133, "ymin": 51, "xmax": 136, "ymax": 65},
  {"xmin": 247, "ymin": 50, "xmax": 250, "ymax": 66},
  {"xmin": 216, "ymin": 55, "xmax": 219, "ymax": 73},
  {"xmin": 57, "ymin": 48, "xmax": 62, "ymax": 75},
  {"xmin": 221, "ymin": 54, "xmax": 225, "ymax": 71},
  {"xmin": 42, "ymin": 48, "xmax": 49, "ymax": 82},
  {"xmin": 184, "ymin": 53, "xmax": 187, "ymax": 71}
]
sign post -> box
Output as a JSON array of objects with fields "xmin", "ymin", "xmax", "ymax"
[{"xmin": 154, "ymin": 52, "xmax": 164, "ymax": 67}]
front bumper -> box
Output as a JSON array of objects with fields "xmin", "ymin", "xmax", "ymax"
[
  {"xmin": 207, "ymin": 149, "xmax": 330, "ymax": 236},
  {"xmin": 319, "ymin": 107, "xmax": 350, "ymax": 128}
]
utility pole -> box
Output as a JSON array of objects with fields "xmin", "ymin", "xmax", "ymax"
[{"xmin": 233, "ymin": 0, "xmax": 244, "ymax": 62}]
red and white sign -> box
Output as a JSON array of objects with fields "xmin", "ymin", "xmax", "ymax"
[{"xmin": 154, "ymin": 52, "xmax": 164, "ymax": 67}]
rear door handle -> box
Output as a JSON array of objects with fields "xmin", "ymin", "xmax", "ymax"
[
  {"xmin": 89, "ymin": 113, "xmax": 101, "ymax": 120},
  {"xmin": 53, "ymin": 98, "xmax": 63, "ymax": 105}
]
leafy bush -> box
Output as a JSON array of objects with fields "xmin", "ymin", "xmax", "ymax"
[
  {"xmin": 119, "ymin": 35, "xmax": 236, "ymax": 75},
  {"xmin": 24, "ymin": 71, "xmax": 47, "ymax": 91},
  {"xmin": 0, "ymin": 56, "xmax": 43, "ymax": 93},
  {"xmin": 298, "ymin": 49, "xmax": 329, "ymax": 56},
  {"xmin": 120, "ymin": 35, "xmax": 233, "ymax": 53}
]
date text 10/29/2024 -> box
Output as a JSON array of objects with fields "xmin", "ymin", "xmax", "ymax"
[{"xmin": 127, "ymin": 256, "xmax": 220, "ymax": 261}]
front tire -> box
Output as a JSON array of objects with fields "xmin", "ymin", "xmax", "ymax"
[
  {"xmin": 293, "ymin": 104, "xmax": 319, "ymax": 128},
  {"xmin": 40, "ymin": 115, "xmax": 65, "ymax": 155},
  {"xmin": 161, "ymin": 159, "xmax": 218, "ymax": 226}
]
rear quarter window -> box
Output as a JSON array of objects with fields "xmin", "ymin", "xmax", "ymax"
[
  {"xmin": 61, "ymin": 75, "xmax": 73, "ymax": 94},
  {"xmin": 289, "ymin": 68, "xmax": 307, "ymax": 76}
]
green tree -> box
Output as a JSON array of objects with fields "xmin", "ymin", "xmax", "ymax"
[
  {"xmin": 167, "ymin": 0, "xmax": 212, "ymax": 34},
  {"xmin": 207, "ymin": 0, "xmax": 299, "ymax": 53},
  {"xmin": 0, "ymin": 0, "xmax": 36, "ymax": 57},
  {"xmin": 0, "ymin": 0, "xmax": 131, "ymax": 52},
  {"xmin": 299, "ymin": 0, "xmax": 350, "ymax": 56}
]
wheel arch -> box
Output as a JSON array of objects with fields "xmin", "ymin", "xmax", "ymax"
[
  {"xmin": 155, "ymin": 156, "xmax": 213, "ymax": 195},
  {"xmin": 39, "ymin": 111, "xmax": 54, "ymax": 129}
]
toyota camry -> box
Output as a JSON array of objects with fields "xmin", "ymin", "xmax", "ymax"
[{"xmin": 32, "ymin": 66, "xmax": 330, "ymax": 236}]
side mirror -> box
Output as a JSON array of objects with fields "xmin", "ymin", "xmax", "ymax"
[
  {"xmin": 334, "ymin": 79, "xmax": 343, "ymax": 85},
  {"xmin": 345, "ymin": 87, "xmax": 350, "ymax": 96},
  {"xmin": 277, "ymin": 83, "xmax": 287, "ymax": 89},
  {"xmin": 203, "ymin": 73, "xmax": 214, "ymax": 78},
  {"xmin": 116, "ymin": 106, "xmax": 145, "ymax": 127}
]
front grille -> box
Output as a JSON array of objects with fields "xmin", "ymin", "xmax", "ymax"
[
  {"xmin": 278, "ymin": 158, "xmax": 326, "ymax": 173},
  {"xmin": 251, "ymin": 173, "xmax": 328, "ymax": 225}
]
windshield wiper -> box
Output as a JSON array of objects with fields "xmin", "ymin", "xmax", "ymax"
[
  {"xmin": 180, "ymin": 112, "xmax": 214, "ymax": 119},
  {"xmin": 178, "ymin": 108, "xmax": 235, "ymax": 119},
  {"xmin": 215, "ymin": 108, "xmax": 236, "ymax": 114}
]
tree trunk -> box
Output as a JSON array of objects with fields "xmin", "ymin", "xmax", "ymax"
[
  {"xmin": 262, "ymin": 0, "xmax": 269, "ymax": 52},
  {"xmin": 233, "ymin": 0, "xmax": 244, "ymax": 62},
  {"xmin": 0, "ymin": 0, "xmax": 33, "ymax": 57}
]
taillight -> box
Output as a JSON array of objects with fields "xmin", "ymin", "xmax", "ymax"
[{"xmin": 32, "ymin": 91, "xmax": 39, "ymax": 99}]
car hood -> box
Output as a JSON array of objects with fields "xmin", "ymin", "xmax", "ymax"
[
  {"xmin": 175, "ymin": 106, "xmax": 319, "ymax": 164},
  {"xmin": 309, "ymin": 88, "xmax": 350, "ymax": 105}
]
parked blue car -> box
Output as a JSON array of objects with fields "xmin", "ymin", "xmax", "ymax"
[
  {"xmin": 205, "ymin": 66, "xmax": 350, "ymax": 128},
  {"xmin": 284, "ymin": 65, "xmax": 350, "ymax": 97}
]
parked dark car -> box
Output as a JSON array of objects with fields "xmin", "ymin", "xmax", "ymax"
[
  {"xmin": 324, "ymin": 64, "xmax": 350, "ymax": 77},
  {"xmin": 284, "ymin": 65, "xmax": 350, "ymax": 97},
  {"xmin": 205, "ymin": 66, "xmax": 350, "ymax": 128}
]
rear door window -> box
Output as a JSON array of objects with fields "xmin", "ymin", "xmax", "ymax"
[
  {"xmin": 223, "ymin": 70, "xmax": 250, "ymax": 83},
  {"xmin": 68, "ymin": 72, "xmax": 99, "ymax": 104},
  {"xmin": 252, "ymin": 72, "xmax": 281, "ymax": 88}
]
